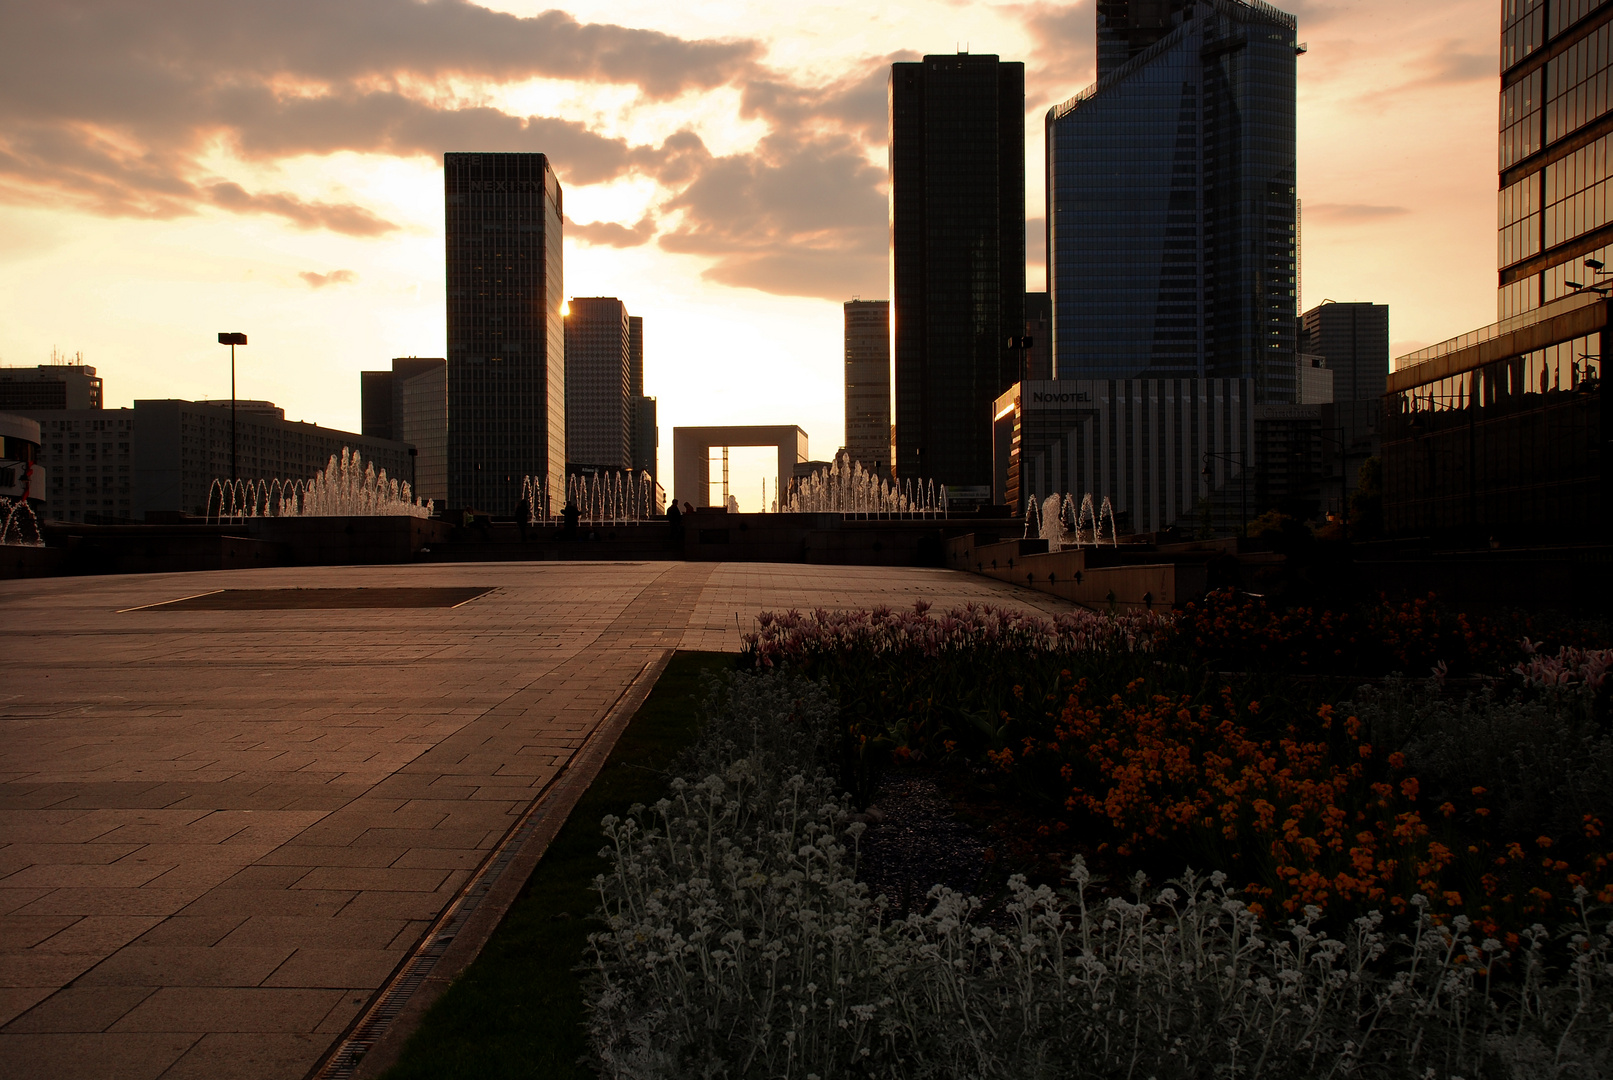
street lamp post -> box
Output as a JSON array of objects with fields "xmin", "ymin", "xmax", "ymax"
[
  {"xmin": 1201, "ymin": 450, "xmax": 1248, "ymax": 538},
  {"xmin": 217, "ymin": 333, "xmax": 247, "ymax": 483}
]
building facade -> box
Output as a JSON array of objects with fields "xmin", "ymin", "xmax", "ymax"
[
  {"xmin": 1297, "ymin": 300, "xmax": 1388, "ymax": 506},
  {"xmin": 626, "ymin": 315, "xmax": 658, "ymax": 482},
  {"xmin": 20, "ymin": 400, "xmax": 411, "ymax": 522},
  {"xmin": 563, "ymin": 296, "xmax": 633, "ymax": 472},
  {"xmin": 0, "ymin": 363, "xmax": 103, "ymax": 411},
  {"xmin": 1498, "ymin": 0, "xmax": 1613, "ymax": 318},
  {"xmin": 1383, "ymin": 292, "xmax": 1606, "ymax": 539},
  {"xmin": 1298, "ymin": 301, "xmax": 1388, "ymax": 404},
  {"xmin": 0, "ymin": 413, "xmax": 46, "ymax": 505},
  {"xmin": 993, "ymin": 377, "xmax": 1256, "ymax": 535},
  {"xmin": 1022, "ymin": 292, "xmax": 1053, "ymax": 381},
  {"xmin": 843, "ymin": 299, "xmax": 891, "ymax": 475},
  {"xmin": 445, "ymin": 152, "xmax": 565, "ymax": 514},
  {"xmin": 890, "ymin": 54, "xmax": 1026, "ymax": 489},
  {"xmin": 1047, "ymin": 0, "xmax": 1299, "ymax": 398},
  {"xmin": 360, "ymin": 358, "xmax": 447, "ymax": 502},
  {"xmin": 1374, "ymin": 1, "xmax": 1609, "ymax": 541},
  {"xmin": 25, "ymin": 409, "xmax": 133, "ymax": 521}
]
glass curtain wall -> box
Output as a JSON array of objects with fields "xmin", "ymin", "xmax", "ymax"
[
  {"xmin": 1048, "ymin": 0, "xmax": 1299, "ymax": 403},
  {"xmin": 1497, "ymin": 0, "xmax": 1613, "ymax": 318}
]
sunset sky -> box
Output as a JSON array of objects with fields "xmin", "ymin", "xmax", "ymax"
[{"xmin": 0, "ymin": 0, "xmax": 1500, "ymax": 506}]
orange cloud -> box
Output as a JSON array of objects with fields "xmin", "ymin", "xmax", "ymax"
[{"xmin": 298, "ymin": 269, "xmax": 358, "ymax": 288}]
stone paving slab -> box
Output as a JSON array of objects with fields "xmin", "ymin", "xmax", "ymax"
[{"xmin": 0, "ymin": 560, "xmax": 1071, "ymax": 1078}]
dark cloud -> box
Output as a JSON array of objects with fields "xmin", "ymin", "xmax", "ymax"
[
  {"xmin": 299, "ymin": 269, "xmax": 358, "ymax": 288},
  {"xmin": 210, "ymin": 184, "xmax": 397, "ymax": 236},
  {"xmin": 0, "ymin": 1, "xmax": 903, "ymax": 302},
  {"xmin": 569, "ymin": 216, "xmax": 656, "ymax": 248},
  {"xmin": 0, "ymin": 0, "xmax": 759, "ymax": 233},
  {"xmin": 1012, "ymin": 1, "xmax": 1097, "ymax": 107},
  {"xmin": 658, "ymin": 131, "xmax": 887, "ymax": 301},
  {"xmin": 1304, "ymin": 202, "xmax": 1410, "ymax": 221},
  {"xmin": 740, "ymin": 56, "xmax": 908, "ymax": 143}
]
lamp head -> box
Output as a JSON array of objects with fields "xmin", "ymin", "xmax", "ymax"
[{"xmin": 217, "ymin": 332, "xmax": 247, "ymax": 345}]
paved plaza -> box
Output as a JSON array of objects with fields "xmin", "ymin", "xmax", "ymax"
[{"xmin": 0, "ymin": 561, "xmax": 1072, "ymax": 1079}]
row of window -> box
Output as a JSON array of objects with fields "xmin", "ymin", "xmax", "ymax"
[
  {"xmin": 1547, "ymin": 19, "xmax": 1613, "ymax": 142},
  {"xmin": 1501, "ymin": 14, "xmax": 1613, "ymax": 169},
  {"xmin": 1399, "ymin": 333, "xmax": 1600, "ymax": 418}
]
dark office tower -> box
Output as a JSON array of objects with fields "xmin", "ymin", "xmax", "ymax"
[
  {"xmin": 1497, "ymin": 1, "xmax": 1613, "ymax": 317},
  {"xmin": 564, "ymin": 297, "xmax": 632, "ymax": 471},
  {"xmin": 360, "ymin": 358, "xmax": 448, "ymax": 502},
  {"xmin": 628, "ymin": 317, "xmax": 644, "ymax": 400},
  {"xmin": 633, "ymin": 397, "xmax": 658, "ymax": 483},
  {"xmin": 1297, "ymin": 302, "xmax": 1388, "ymax": 404},
  {"xmin": 444, "ymin": 152, "xmax": 564, "ymax": 514},
  {"xmin": 1048, "ymin": 0, "xmax": 1299, "ymax": 400},
  {"xmin": 843, "ymin": 300, "xmax": 891, "ymax": 475},
  {"xmin": 1097, "ymin": 0, "xmax": 1194, "ymax": 77},
  {"xmin": 626, "ymin": 315, "xmax": 657, "ymax": 480},
  {"xmin": 1023, "ymin": 292, "xmax": 1053, "ymax": 381},
  {"xmin": 890, "ymin": 55, "xmax": 1026, "ymax": 488}
]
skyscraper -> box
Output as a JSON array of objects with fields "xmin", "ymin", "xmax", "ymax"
[
  {"xmin": 1497, "ymin": 1, "xmax": 1613, "ymax": 317},
  {"xmin": 1097, "ymin": 0, "xmax": 1195, "ymax": 76},
  {"xmin": 1047, "ymin": 0, "xmax": 1299, "ymax": 398},
  {"xmin": 360, "ymin": 358, "xmax": 448, "ymax": 502},
  {"xmin": 1022, "ymin": 292, "xmax": 1053, "ymax": 381},
  {"xmin": 843, "ymin": 300, "xmax": 891, "ymax": 475},
  {"xmin": 1297, "ymin": 302, "xmax": 1387, "ymax": 405},
  {"xmin": 627, "ymin": 315, "xmax": 658, "ymax": 482},
  {"xmin": 563, "ymin": 297, "xmax": 632, "ymax": 471},
  {"xmin": 890, "ymin": 54, "xmax": 1026, "ymax": 489},
  {"xmin": 444, "ymin": 152, "xmax": 565, "ymax": 514}
]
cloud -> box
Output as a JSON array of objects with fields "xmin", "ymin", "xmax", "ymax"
[
  {"xmin": 0, "ymin": 0, "xmax": 761, "ymax": 234},
  {"xmin": 299, "ymin": 269, "xmax": 358, "ymax": 288},
  {"xmin": 657, "ymin": 130, "xmax": 887, "ymax": 301},
  {"xmin": 569, "ymin": 216, "xmax": 656, "ymax": 248},
  {"xmin": 1304, "ymin": 202, "xmax": 1411, "ymax": 222},
  {"xmin": 209, "ymin": 184, "xmax": 397, "ymax": 236},
  {"xmin": 740, "ymin": 56, "xmax": 906, "ymax": 143},
  {"xmin": 1027, "ymin": 216, "xmax": 1047, "ymax": 268},
  {"xmin": 1010, "ymin": 1, "xmax": 1098, "ymax": 107},
  {"xmin": 0, "ymin": 2, "xmax": 904, "ymax": 302}
]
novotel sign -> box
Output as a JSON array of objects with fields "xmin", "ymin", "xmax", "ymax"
[{"xmin": 1030, "ymin": 390, "xmax": 1092, "ymax": 404}]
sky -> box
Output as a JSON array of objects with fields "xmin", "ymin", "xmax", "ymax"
[{"xmin": 0, "ymin": 0, "xmax": 1500, "ymax": 507}]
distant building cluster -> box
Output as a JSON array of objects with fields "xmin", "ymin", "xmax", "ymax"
[{"xmin": 1, "ymin": 363, "xmax": 410, "ymax": 522}]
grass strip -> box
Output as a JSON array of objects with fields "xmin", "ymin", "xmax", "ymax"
[{"xmin": 380, "ymin": 650, "xmax": 736, "ymax": 1080}]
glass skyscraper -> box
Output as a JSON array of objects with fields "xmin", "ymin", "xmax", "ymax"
[
  {"xmin": 1497, "ymin": 0, "xmax": 1613, "ymax": 318},
  {"xmin": 444, "ymin": 152, "xmax": 565, "ymax": 514},
  {"xmin": 1047, "ymin": 0, "xmax": 1299, "ymax": 401},
  {"xmin": 890, "ymin": 55, "xmax": 1026, "ymax": 489}
]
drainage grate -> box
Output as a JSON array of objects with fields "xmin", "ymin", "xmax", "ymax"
[{"xmin": 124, "ymin": 587, "xmax": 494, "ymax": 612}]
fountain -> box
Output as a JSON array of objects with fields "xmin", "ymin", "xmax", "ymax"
[
  {"xmin": 519, "ymin": 471, "xmax": 661, "ymax": 525},
  {"xmin": 0, "ymin": 497, "xmax": 43, "ymax": 546},
  {"xmin": 783, "ymin": 458, "xmax": 946, "ymax": 515},
  {"xmin": 1021, "ymin": 491, "xmax": 1120, "ymax": 547},
  {"xmin": 207, "ymin": 447, "xmax": 432, "ymax": 522}
]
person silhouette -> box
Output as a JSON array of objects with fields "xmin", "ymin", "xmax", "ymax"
[
  {"xmin": 561, "ymin": 500, "xmax": 580, "ymax": 540},
  {"xmin": 665, "ymin": 500, "xmax": 683, "ymax": 550}
]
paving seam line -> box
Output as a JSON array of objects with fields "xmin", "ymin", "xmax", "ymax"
[{"xmin": 305, "ymin": 645, "xmax": 675, "ymax": 1080}]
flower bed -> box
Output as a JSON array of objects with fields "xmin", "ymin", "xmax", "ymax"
[
  {"xmin": 586, "ymin": 667, "xmax": 1613, "ymax": 1078},
  {"xmin": 738, "ymin": 597, "xmax": 1613, "ymax": 929}
]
